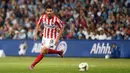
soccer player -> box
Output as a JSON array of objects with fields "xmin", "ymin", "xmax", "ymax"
[{"xmin": 29, "ymin": 5, "xmax": 64, "ymax": 70}]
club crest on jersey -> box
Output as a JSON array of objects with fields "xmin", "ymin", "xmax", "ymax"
[{"xmin": 43, "ymin": 22, "xmax": 57, "ymax": 29}]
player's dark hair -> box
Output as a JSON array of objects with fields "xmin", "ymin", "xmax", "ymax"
[{"xmin": 45, "ymin": 5, "xmax": 53, "ymax": 10}]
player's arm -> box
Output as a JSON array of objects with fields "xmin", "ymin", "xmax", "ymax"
[
  {"xmin": 57, "ymin": 27, "xmax": 64, "ymax": 40},
  {"xmin": 56, "ymin": 18, "xmax": 64, "ymax": 44},
  {"xmin": 34, "ymin": 23, "xmax": 39, "ymax": 40},
  {"xmin": 34, "ymin": 15, "xmax": 43, "ymax": 40}
]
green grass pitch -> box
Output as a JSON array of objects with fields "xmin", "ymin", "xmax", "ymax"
[{"xmin": 0, "ymin": 57, "xmax": 130, "ymax": 73}]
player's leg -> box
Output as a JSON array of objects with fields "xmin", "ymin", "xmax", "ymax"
[
  {"xmin": 47, "ymin": 39, "xmax": 64, "ymax": 57},
  {"xmin": 29, "ymin": 46, "xmax": 48, "ymax": 70},
  {"xmin": 47, "ymin": 48, "xmax": 64, "ymax": 57},
  {"xmin": 29, "ymin": 39, "xmax": 64, "ymax": 70},
  {"xmin": 29, "ymin": 38, "xmax": 48, "ymax": 70}
]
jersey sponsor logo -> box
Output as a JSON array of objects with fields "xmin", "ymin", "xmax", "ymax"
[
  {"xmin": 90, "ymin": 43, "xmax": 111, "ymax": 54},
  {"xmin": 43, "ymin": 22, "xmax": 57, "ymax": 29},
  {"xmin": 57, "ymin": 41, "xmax": 67, "ymax": 55}
]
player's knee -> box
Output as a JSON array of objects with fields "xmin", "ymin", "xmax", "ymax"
[{"xmin": 40, "ymin": 47, "xmax": 48, "ymax": 54}]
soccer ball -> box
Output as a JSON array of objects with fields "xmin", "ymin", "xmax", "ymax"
[
  {"xmin": 105, "ymin": 55, "xmax": 110, "ymax": 59},
  {"xmin": 78, "ymin": 62, "xmax": 88, "ymax": 72}
]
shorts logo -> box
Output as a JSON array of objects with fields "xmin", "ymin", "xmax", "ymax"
[{"xmin": 57, "ymin": 41, "xmax": 67, "ymax": 55}]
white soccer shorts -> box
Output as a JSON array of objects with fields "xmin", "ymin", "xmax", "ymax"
[{"xmin": 41, "ymin": 37, "xmax": 56, "ymax": 50}]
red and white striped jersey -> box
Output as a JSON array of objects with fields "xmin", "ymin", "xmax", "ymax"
[{"xmin": 37, "ymin": 14, "xmax": 64, "ymax": 39}]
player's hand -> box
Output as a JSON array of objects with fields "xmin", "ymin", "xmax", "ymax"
[{"xmin": 34, "ymin": 35, "xmax": 38, "ymax": 41}]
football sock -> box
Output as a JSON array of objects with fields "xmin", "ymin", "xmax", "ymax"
[
  {"xmin": 31, "ymin": 54, "xmax": 44, "ymax": 67},
  {"xmin": 48, "ymin": 49, "xmax": 60, "ymax": 54}
]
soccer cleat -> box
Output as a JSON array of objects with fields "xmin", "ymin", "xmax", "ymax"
[
  {"xmin": 59, "ymin": 50, "xmax": 64, "ymax": 58},
  {"xmin": 29, "ymin": 65, "xmax": 34, "ymax": 70}
]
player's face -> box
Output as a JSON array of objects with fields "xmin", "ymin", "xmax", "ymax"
[{"xmin": 46, "ymin": 8, "xmax": 53, "ymax": 18}]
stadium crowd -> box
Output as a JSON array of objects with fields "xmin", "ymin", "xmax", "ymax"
[{"xmin": 0, "ymin": 0, "xmax": 130, "ymax": 40}]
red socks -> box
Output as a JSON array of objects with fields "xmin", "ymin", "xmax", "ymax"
[
  {"xmin": 31, "ymin": 49, "xmax": 60, "ymax": 67},
  {"xmin": 48, "ymin": 49, "xmax": 60, "ymax": 54},
  {"xmin": 31, "ymin": 54, "xmax": 44, "ymax": 67}
]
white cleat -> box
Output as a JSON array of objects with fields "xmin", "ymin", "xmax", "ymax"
[{"xmin": 29, "ymin": 66, "xmax": 34, "ymax": 70}]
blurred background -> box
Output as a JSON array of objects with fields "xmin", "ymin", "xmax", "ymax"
[
  {"xmin": 0, "ymin": 0, "xmax": 130, "ymax": 73},
  {"xmin": 0, "ymin": 0, "xmax": 130, "ymax": 40},
  {"xmin": 0, "ymin": 0, "xmax": 130, "ymax": 58}
]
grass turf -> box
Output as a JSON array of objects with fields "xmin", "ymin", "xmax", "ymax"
[{"xmin": 0, "ymin": 57, "xmax": 130, "ymax": 73}]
